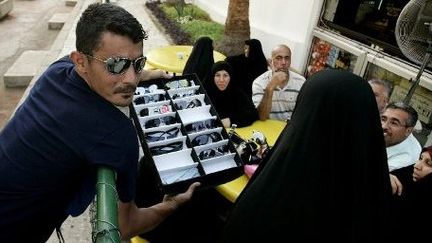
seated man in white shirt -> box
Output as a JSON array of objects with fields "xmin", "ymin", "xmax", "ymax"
[
  {"xmin": 381, "ymin": 102, "xmax": 421, "ymax": 172},
  {"xmin": 252, "ymin": 44, "xmax": 305, "ymax": 121}
]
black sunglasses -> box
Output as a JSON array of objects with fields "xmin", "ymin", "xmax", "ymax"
[
  {"xmin": 145, "ymin": 127, "xmax": 180, "ymax": 143},
  {"xmin": 174, "ymin": 99, "xmax": 202, "ymax": 110},
  {"xmin": 184, "ymin": 119, "xmax": 216, "ymax": 133},
  {"xmin": 85, "ymin": 54, "xmax": 147, "ymax": 75},
  {"xmin": 198, "ymin": 145, "xmax": 229, "ymax": 160},
  {"xmin": 161, "ymin": 166, "xmax": 200, "ymax": 184},
  {"xmin": 144, "ymin": 116, "xmax": 177, "ymax": 128},
  {"xmin": 134, "ymin": 94, "xmax": 165, "ymax": 105},
  {"xmin": 171, "ymin": 90, "xmax": 198, "ymax": 99},
  {"xmin": 139, "ymin": 104, "xmax": 171, "ymax": 117},
  {"xmin": 191, "ymin": 132, "xmax": 222, "ymax": 146},
  {"xmin": 165, "ymin": 79, "xmax": 189, "ymax": 89},
  {"xmin": 135, "ymin": 85, "xmax": 159, "ymax": 95},
  {"xmin": 150, "ymin": 141, "xmax": 183, "ymax": 156}
]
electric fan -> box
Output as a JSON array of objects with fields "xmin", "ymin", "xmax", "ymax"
[{"xmin": 395, "ymin": 0, "xmax": 432, "ymax": 104}]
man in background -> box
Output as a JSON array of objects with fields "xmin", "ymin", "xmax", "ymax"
[
  {"xmin": 382, "ymin": 102, "xmax": 421, "ymax": 171},
  {"xmin": 252, "ymin": 44, "xmax": 305, "ymax": 121},
  {"xmin": 368, "ymin": 78, "xmax": 392, "ymax": 114}
]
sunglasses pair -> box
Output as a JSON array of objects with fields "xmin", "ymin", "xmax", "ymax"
[
  {"xmin": 139, "ymin": 104, "xmax": 171, "ymax": 117},
  {"xmin": 135, "ymin": 84, "xmax": 160, "ymax": 95},
  {"xmin": 134, "ymin": 94, "xmax": 165, "ymax": 105},
  {"xmin": 174, "ymin": 99, "xmax": 202, "ymax": 110},
  {"xmin": 86, "ymin": 54, "xmax": 147, "ymax": 75},
  {"xmin": 145, "ymin": 116, "xmax": 177, "ymax": 128},
  {"xmin": 184, "ymin": 119, "xmax": 216, "ymax": 133},
  {"xmin": 145, "ymin": 127, "xmax": 180, "ymax": 143},
  {"xmin": 161, "ymin": 166, "xmax": 200, "ymax": 184},
  {"xmin": 191, "ymin": 132, "xmax": 222, "ymax": 146},
  {"xmin": 165, "ymin": 79, "xmax": 189, "ymax": 89},
  {"xmin": 172, "ymin": 90, "xmax": 197, "ymax": 99},
  {"xmin": 150, "ymin": 141, "xmax": 183, "ymax": 156},
  {"xmin": 198, "ymin": 145, "xmax": 229, "ymax": 160}
]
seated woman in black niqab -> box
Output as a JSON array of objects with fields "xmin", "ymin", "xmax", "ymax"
[
  {"xmin": 225, "ymin": 39, "xmax": 268, "ymax": 99},
  {"xmin": 220, "ymin": 69, "xmax": 392, "ymax": 243},
  {"xmin": 204, "ymin": 61, "xmax": 258, "ymax": 128}
]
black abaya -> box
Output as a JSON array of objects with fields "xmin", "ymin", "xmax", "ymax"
[{"xmin": 221, "ymin": 69, "xmax": 392, "ymax": 242}]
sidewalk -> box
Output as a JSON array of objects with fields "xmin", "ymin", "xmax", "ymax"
[
  {"xmin": 0, "ymin": 0, "xmax": 171, "ymax": 130},
  {"xmin": 0, "ymin": 0, "xmax": 72, "ymax": 130}
]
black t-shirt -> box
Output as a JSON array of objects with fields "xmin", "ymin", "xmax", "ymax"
[{"xmin": 0, "ymin": 56, "xmax": 138, "ymax": 242}]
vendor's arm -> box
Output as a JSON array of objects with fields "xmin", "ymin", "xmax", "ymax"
[
  {"xmin": 118, "ymin": 182, "xmax": 200, "ymax": 240},
  {"xmin": 139, "ymin": 69, "xmax": 172, "ymax": 81}
]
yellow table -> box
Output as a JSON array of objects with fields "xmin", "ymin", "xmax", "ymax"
[
  {"xmin": 216, "ymin": 119, "xmax": 287, "ymax": 203},
  {"xmin": 146, "ymin": 45, "xmax": 226, "ymax": 73}
]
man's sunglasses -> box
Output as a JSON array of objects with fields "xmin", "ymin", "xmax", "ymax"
[
  {"xmin": 134, "ymin": 94, "xmax": 166, "ymax": 105},
  {"xmin": 144, "ymin": 116, "xmax": 177, "ymax": 128},
  {"xmin": 171, "ymin": 90, "xmax": 198, "ymax": 99},
  {"xmin": 174, "ymin": 99, "xmax": 202, "ymax": 110},
  {"xmin": 139, "ymin": 105, "xmax": 172, "ymax": 117},
  {"xmin": 85, "ymin": 54, "xmax": 147, "ymax": 75},
  {"xmin": 198, "ymin": 145, "xmax": 229, "ymax": 160},
  {"xmin": 145, "ymin": 127, "xmax": 180, "ymax": 143},
  {"xmin": 191, "ymin": 132, "xmax": 222, "ymax": 146},
  {"xmin": 184, "ymin": 119, "xmax": 216, "ymax": 133},
  {"xmin": 150, "ymin": 141, "xmax": 183, "ymax": 156},
  {"xmin": 165, "ymin": 79, "xmax": 189, "ymax": 89}
]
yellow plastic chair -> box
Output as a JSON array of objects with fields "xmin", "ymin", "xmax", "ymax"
[{"xmin": 131, "ymin": 236, "xmax": 150, "ymax": 243}]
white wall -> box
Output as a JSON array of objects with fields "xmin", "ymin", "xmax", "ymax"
[{"xmin": 194, "ymin": 0, "xmax": 324, "ymax": 74}]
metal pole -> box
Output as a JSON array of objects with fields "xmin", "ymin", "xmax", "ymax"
[
  {"xmin": 95, "ymin": 166, "xmax": 120, "ymax": 243},
  {"xmin": 404, "ymin": 42, "xmax": 432, "ymax": 105}
]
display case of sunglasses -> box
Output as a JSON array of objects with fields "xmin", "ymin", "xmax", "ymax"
[{"xmin": 130, "ymin": 74, "xmax": 244, "ymax": 194}]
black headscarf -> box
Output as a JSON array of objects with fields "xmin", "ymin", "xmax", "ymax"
[
  {"xmin": 204, "ymin": 61, "xmax": 258, "ymax": 128},
  {"xmin": 389, "ymin": 146, "xmax": 432, "ymax": 242},
  {"xmin": 220, "ymin": 69, "xmax": 392, "ymax": 242},
  {"xmin": 225, "ymin": 39, "xmax": 268, "ymax": 99},
  {"xmin": 244, "ymin": 39, "xmax": 268, "ymax": 78},
  {"xmin": 183, "ymin": 36, "xmax": 215, "ymax": 82}
]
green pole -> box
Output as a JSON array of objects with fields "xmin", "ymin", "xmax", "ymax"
[{"xmin": 95, "ymin": 166, "xmax": 121, "ymax": 243}]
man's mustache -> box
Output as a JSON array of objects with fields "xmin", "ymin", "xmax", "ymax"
[{"xmin": 114, "ymin": 84, "xmax": 137, "ymax": 94}]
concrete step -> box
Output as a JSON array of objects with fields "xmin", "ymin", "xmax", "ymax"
[
  {"xmin": 65, "ymin": 0, "xmax": 77, "ymax": 7},
  {"xmin": 0, "ymin": 0, "xmax": 13, "ymax": 19},
  {"xmin": 48, "ymin": 13, "xmax": 69, "ymax": 30},
  {"xmin": 3, "ymin": 50, "xmax": 51, "ymax": 87}
]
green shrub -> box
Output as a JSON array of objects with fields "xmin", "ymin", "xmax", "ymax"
[
  {"xmin": 160, "ymin": 2, "xmax": 224, "ymax": 43},
  {"xmin": 183, "ymin": 20, "xmax": 224, "ymax": 42},
  {"xmin": 161, "ymin": 3, "xmax": 211, "ymax": 21}
]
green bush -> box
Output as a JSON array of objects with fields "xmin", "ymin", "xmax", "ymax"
[
  {"xmin": 183, "ymin": 20, "xmax": 224, "ymax": 42},
  {"xmin": 160, "ymin": 3, "xmax": 224, "ymax": 43},
  {"xmin": 161, "ymin": 4, "xmax": 211, "ymax": 21}
]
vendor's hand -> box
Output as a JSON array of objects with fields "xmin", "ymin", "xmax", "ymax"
[
  {"xmin": 221, "ymin": 118, "xmax": 231, "ymax": 128},
  {"xmin": 390, "ymin": 174, "xmax": 403, "ymax": 196},
  {"xmin": 162, "ymin": 182, "xmax": 201, "ymax": 210}
]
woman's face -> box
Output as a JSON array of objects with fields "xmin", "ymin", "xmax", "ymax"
[
  {"xmin": 214, "ymin": 70, "xmax": 230, "ymax": 91},
  {"xmin": 413, "ymin": 151, "xmax": 432, "ymax": 182},
  {"xmin": 244, "ymin": 44, "xmax": 250, "ymax": 58}
]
